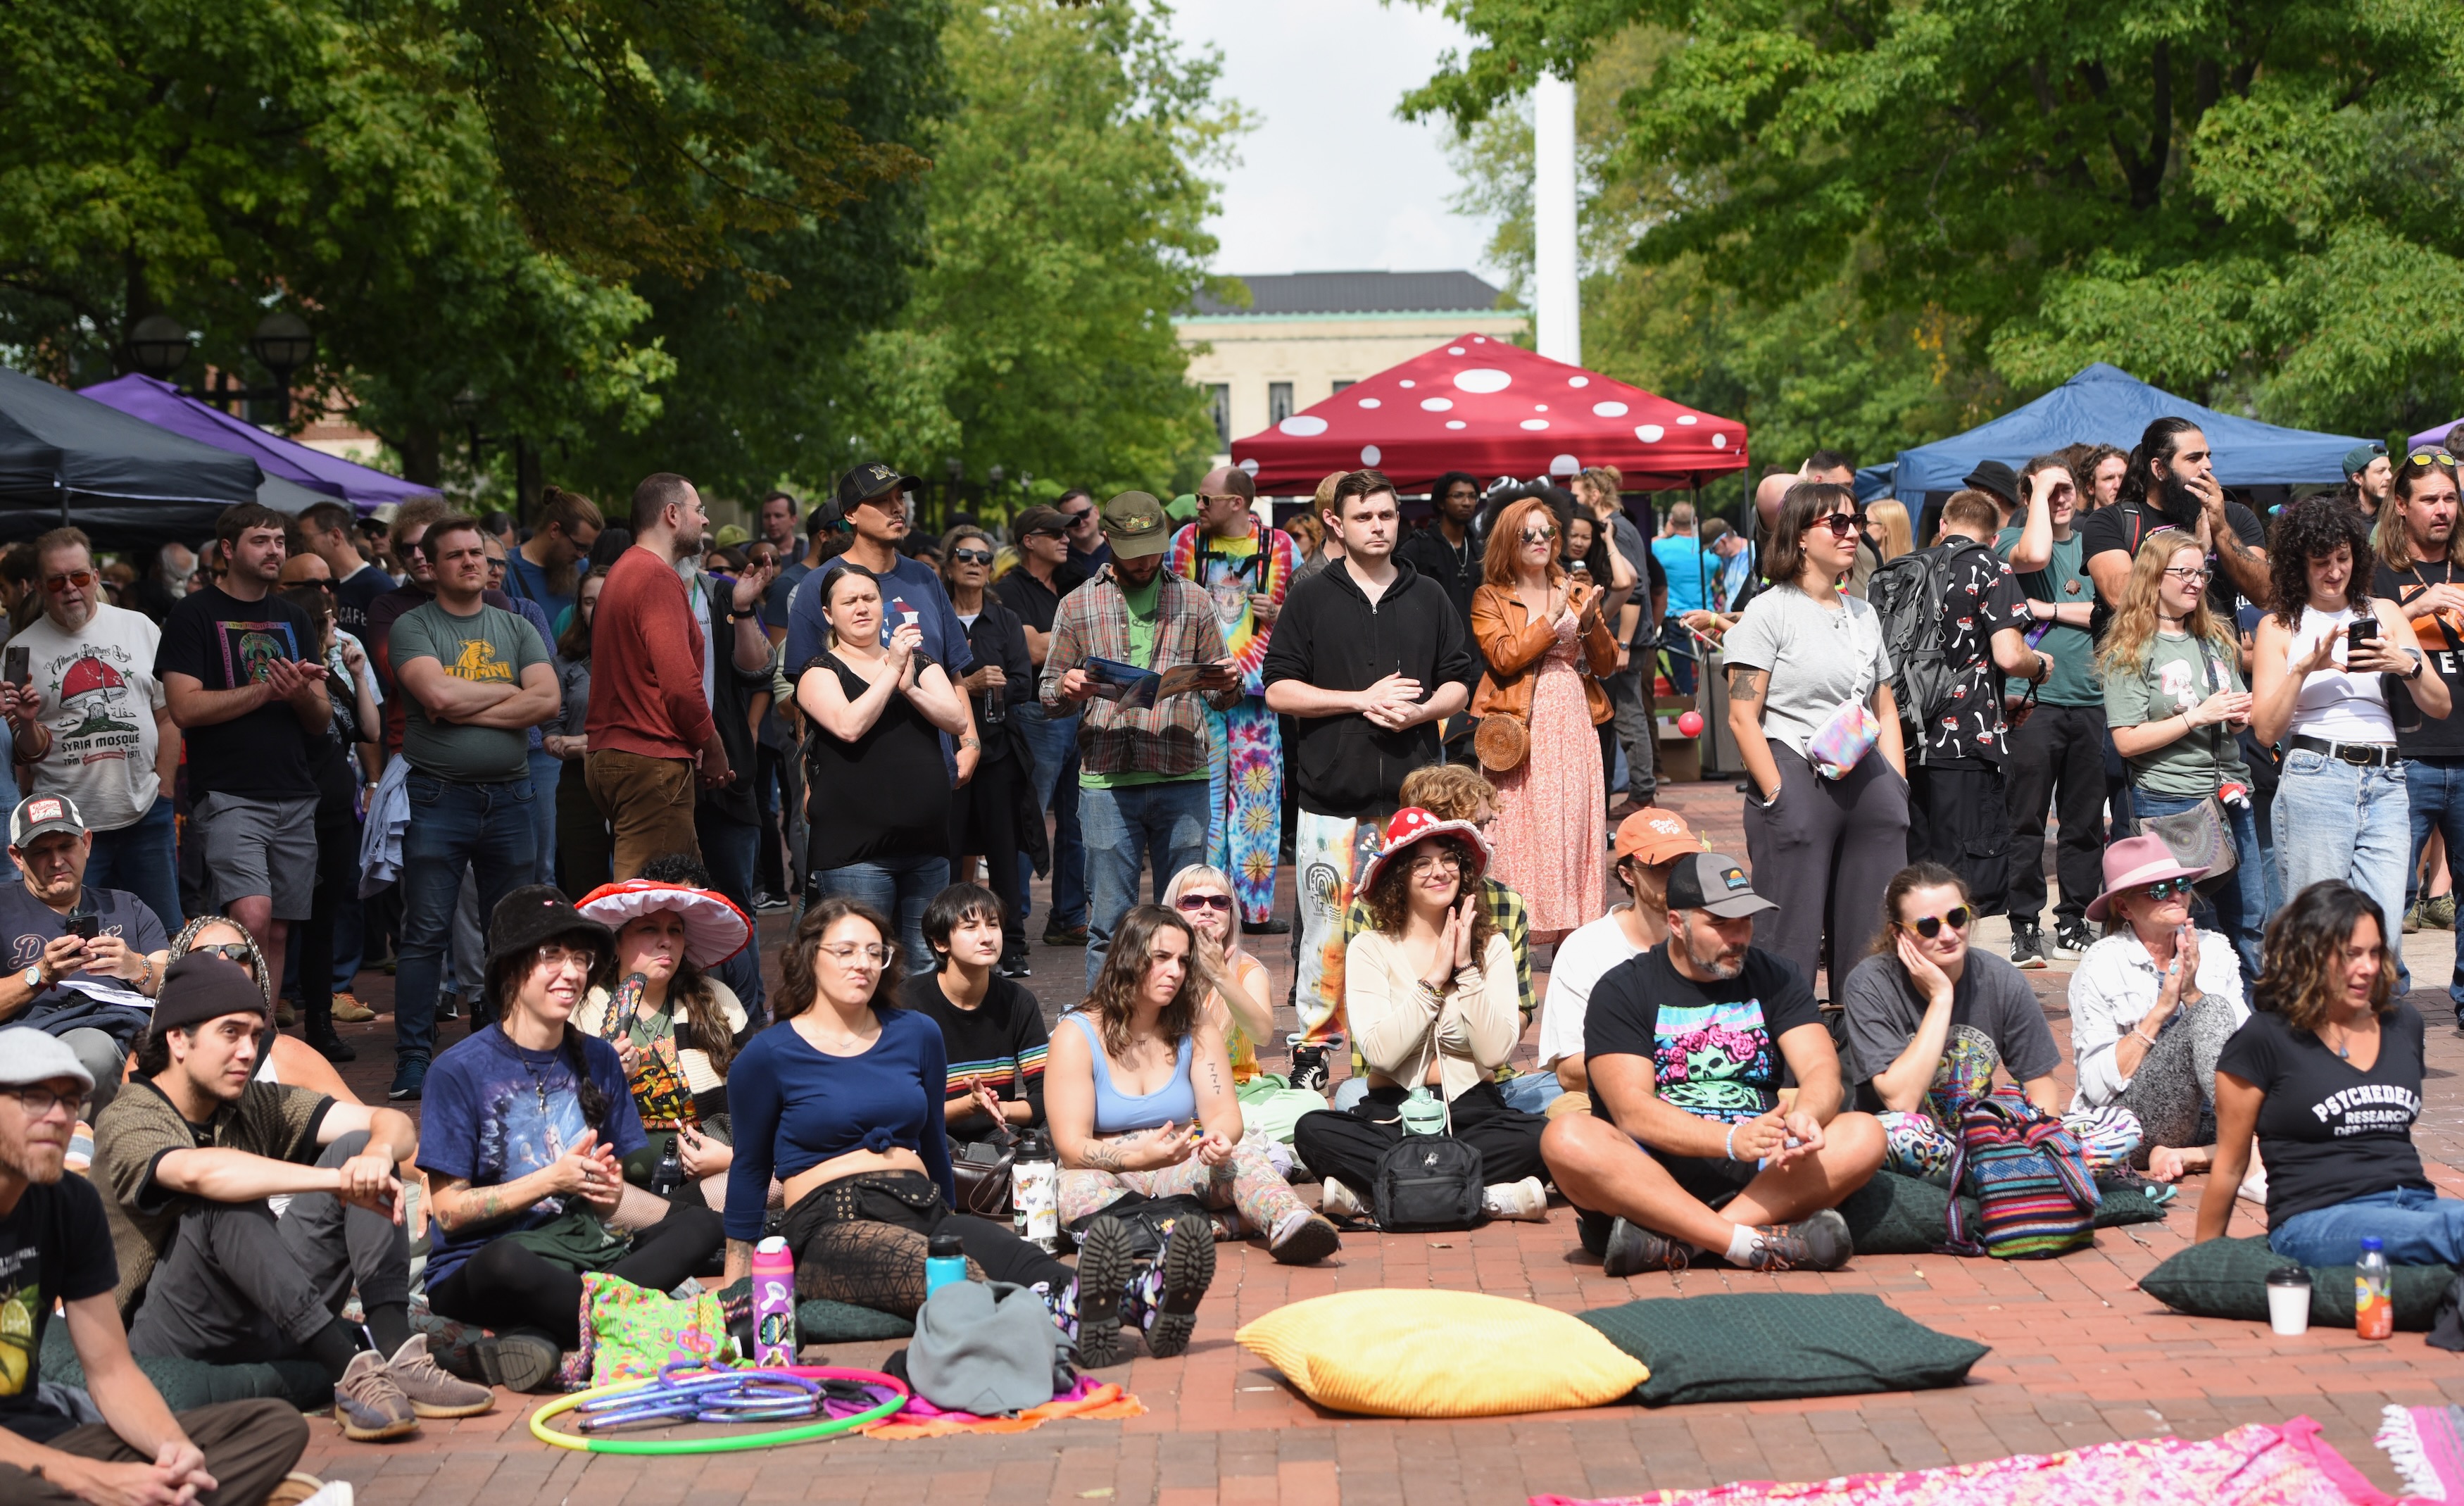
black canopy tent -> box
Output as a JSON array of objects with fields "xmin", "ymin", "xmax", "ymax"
[{"xmin": 0, "ymin": 365, "xmax": 264, "ymax": 546}]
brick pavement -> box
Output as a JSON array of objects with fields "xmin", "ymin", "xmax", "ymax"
[{"xmin": 279, "ymin": 780, "xmax": 2464, "ymax": 1504}]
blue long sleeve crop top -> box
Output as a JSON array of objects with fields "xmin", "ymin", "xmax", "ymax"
[{"xmin": 723, "ymin": 1008, "xmax": 955, "ymax": 1242}]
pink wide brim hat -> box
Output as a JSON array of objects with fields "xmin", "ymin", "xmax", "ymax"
[
  {"xmin": 1357, "ymin": 807, "xmax": 1495, "ymax": 897},
  {"xmin": 2083, "ymin": 834, "xmax": 2210, "ymax": 924},
  {"xmin": 576, "ymin": 879, "xmax": 753, "ymax": 968}
]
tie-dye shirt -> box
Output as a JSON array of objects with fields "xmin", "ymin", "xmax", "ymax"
[
  {"xmin": 1167, "ymin": 521, "xmax": 1300, "ymax": 695},
  {"xmin": 1584, "ymin": 943, "xmax": 1823, "ymax": 1125}
]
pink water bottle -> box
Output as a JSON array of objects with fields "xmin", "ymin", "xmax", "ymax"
[{"xmin": 750, "ymin": 1236, "xmax": 797, "ymax": 1366}]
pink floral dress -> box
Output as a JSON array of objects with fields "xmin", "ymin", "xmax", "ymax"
[{"xmin": 1487, "ymin": 612, "xmax": 1605, "ymax": 941}]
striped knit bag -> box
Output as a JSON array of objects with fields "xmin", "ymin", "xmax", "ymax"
[{"xmin": 1938, "ymin": 1089, "xmax": 2101, "ymax": 1260}]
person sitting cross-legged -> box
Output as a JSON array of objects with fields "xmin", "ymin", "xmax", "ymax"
[
  {"xmin": 2069, "ymin": 835, "xmax": 2255, "ymax": 1185},
  {"xmin": 0, "ymin": 1027, "xmax": 316, "ymax": 1505},
  {"xmin": 1837, "ymin": 862, "xmax": 2142, "ymax": 1183},
  {"xmin": 93, "ymin": 953, "xmax": 494, "ymax": 1443},
  {"xmin": 1540, "ymin": 853, "xmax": 1885, "ymax": 1274}
]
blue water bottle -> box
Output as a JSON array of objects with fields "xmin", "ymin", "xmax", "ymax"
[{"xmin": 924, "ymin": 1232, "xmax": 969, "ymax": 1297}]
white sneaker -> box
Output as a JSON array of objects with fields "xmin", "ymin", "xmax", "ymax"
[
  {"xmin": 1483, "ymin": 1176, "xmax": 1550, "ymax": 1222},
  {"xmin": 2239, "ymin": 1164, "xmax": 2270, "ymax": 1205},
  {"xmin": 1318, "ymin": 1179, "xmax": 1367, "ymax": 1220}
]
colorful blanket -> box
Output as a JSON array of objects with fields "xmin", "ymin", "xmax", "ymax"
[
  {"xmin": 1533, "ymin": 1418, "xmax": 2400, "ymax": 1506},
  {"xmin": 2378, "ymin": 1404, "xmax": 2464, "ymax": 1501}
]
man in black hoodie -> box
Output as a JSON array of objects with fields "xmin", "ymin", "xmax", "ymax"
[{"xmin": 1263, "ymin": 470, "xmax": 1475, "ymax": 1088}]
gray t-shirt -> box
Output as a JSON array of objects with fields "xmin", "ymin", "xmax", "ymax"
[
  {"xmin": 2102, "ymin": 629, "xmax": 2249, "ymax": 799},
  {"xmin": 390, "ymin": 600, "xmax": 551, "ymax": 782},
  {"xmin": 1719, "ymin": 586, "xmax": 1893, "ymax": 758},
  {"xmin": 1836, "ymin": 949, "xmax": 2060, "ymax": 1113}
]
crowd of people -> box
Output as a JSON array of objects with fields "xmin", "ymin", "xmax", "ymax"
[{"xmin": 7, "ymin": 426, "xmax": 2464, "ymax": 1502}]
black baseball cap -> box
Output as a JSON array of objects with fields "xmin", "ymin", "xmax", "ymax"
[
  {"xmin": 835, "ymin": 462, "xmax": 922, "ymax": 513},
  {"xmin": 1664, "ymin": 852, "xmax": 1778, "ymax": 920}
]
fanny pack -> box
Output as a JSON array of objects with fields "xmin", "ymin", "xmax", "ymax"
[{"xmin": 1803, "ymin": 698, "xmax": 1880, "ymax": 779}]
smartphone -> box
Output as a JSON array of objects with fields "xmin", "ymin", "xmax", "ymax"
[
  {"xmin": 4, "ymin": 647, "xmax": 27, "ymax": 688},
  {"xmin": 63, "ymin": 914, "xmax": 99, "ymax": 941},
  {"xmin": 2349, "ymin": 617, "xmax": 2380, "ymax": 647}
]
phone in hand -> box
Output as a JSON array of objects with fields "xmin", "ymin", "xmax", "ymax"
[
  {"xmin": 2349, "ymin": 617, "xmax": 2380, "ymax": 648},
  {"xmin": 63, "ymin": 914, "xmax": 99, "ymax": 941},
  {"xmin": 4, "ymin": 647, "xmax": 27, "ymax": 688}
]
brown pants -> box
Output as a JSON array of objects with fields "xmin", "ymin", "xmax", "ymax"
[
  {"xmin": 2, "ymin": 1398, "xmax": 309, "ymax": 1505},
  {"xmin": 586, "ymin": 748, "xmax": 700, "ymax": 881}
]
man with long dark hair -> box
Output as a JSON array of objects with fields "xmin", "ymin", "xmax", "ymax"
[
  {"xmin": 2080, "ymin": 418, "xmax": 2270, "ymax": 626},
  {"xmin": 2370, "ymin": 450, "xmax": 2464, "ymax": 1025}
]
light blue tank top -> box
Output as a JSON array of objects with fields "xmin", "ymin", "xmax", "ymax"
[{"xmin": 1064, "ymin": 1012, "xmax": 1197, "ymax": 1134}]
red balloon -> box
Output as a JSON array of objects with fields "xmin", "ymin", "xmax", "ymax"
[{"xmin": 1676, "ymin": 710, "xmax": 1705, "ymax": 738}]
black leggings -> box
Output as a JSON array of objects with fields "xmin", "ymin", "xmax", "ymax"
[
  {"xmin": 780, "ymin": 1171, "xmax": 1069, "ymax": 1317},
  {"xmin": 427, "ymin": 1205, "xmax": 725, "ymax": 1350},
  {"xmin": 1291, "ymin": 1079, "xmax": 1550, "ymax": 1198}
]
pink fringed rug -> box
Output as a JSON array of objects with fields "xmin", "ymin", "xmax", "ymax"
[{"xmin": 1533, "ymin": 1417, "xmax": 2408, "ymax": 1506}]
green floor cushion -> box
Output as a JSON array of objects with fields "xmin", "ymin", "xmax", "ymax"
[
  {"xmin": 796, "ymin": 1298, "xmax": 912, "ymax": 1342},
  {"xmin": 2139, "ymin": 1235, "xmax": 2455, "ymax": 1330},
  {"xmin": 1840, "ymin": 1169, "xmax": 2168, "ymax": 1255},
  {"xmin": 1577, "ymin": 1293, "xmax": 1989, "ymax": 1407},
  {"xmin": 40, "ymin": 1324, "xmax": 329, "ymax": 1414}
]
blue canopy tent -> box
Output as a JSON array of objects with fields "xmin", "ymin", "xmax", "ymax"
[{"xmin": 1871, "ymin": 363, "xmax": 2367, "ymax": 504}]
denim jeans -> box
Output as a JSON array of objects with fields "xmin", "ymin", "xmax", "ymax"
[
  {"xmin": 2408, "ymin": 756, "xmax": 2464, "ymax": 1019},
  {"xmin": 696, "ymin": 804, "xmax": 764, "ymax": 1015},
  {"xmin": 2131, "ymin": 787, "xmax": 2265, "ymax": 985},
  {"xmin": 1497, "ymin": 1071, "xmax": 1566, "ymax": 1116},
  {"xmin": 814, "ymin": 853, "xmax": 949, "ymax": 975},
  {"xmin": 86, "ymin": 796, "xmax": 181, "ymax": 936},
  {"xmin": 527, "ymin": 748, "xmax": 562, "ymax": 885},
  {"xmin": 1079, "ymin": 778, "xmax": 1209, "ymax": 991},
  {"xmin": 2276, "ymin": 749, "xmax": 2410, "ymax": 989},
  {"xmin": 2269, "ymin": 1186, "xmax": 2464, "ymax": 1267},
  {"xmin": 396, "ymin": 772, "xmax": 539, "ymax": 1068},
  {"xmin": 1013, "ymin": 703, "xmax": 1086, "ymax": 931}
]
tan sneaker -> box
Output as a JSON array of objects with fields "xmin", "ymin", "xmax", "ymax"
[
  {"xmin": 384, "ymin": 1334, "xmax": 494, "ymax": 1418},
  {"xmin": 1482, "ymin": 1176, "xmax": 1550, "ymax": 1222},
  {"xmin": 1317, "ymin": 1178, "xmax": 1368, "ymax": 1222},
  {"xmin": 263, "ymin": 1473, "xmax": 327, "ymax": 1506},
  {"xmin": 332, "ymin": 1350, "xmax": 420, "ymax": 1441},
  {"xmin": 330, "ymin": 991, "xmax": 377, "ymax": 1023}
]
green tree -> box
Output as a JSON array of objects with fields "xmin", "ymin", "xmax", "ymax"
[{"xmin": 1409, "ymin": 0, "xmax": 2464, "ymax": 456}]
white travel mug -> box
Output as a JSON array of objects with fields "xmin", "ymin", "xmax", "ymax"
[{"xmin": 2266, "ymin": 1266, "xmax": 2312, "ymax": 1336}]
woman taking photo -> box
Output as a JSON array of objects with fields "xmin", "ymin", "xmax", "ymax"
[
  {"xmin": 2097, "ymin": 527, "xmax": 2268, "ymax": 978},
  {"xmin": 1047, "ymin": 905, "xmax": 1333, "ymax": 1274},
  {"xmin": 418, "ymin": 887, "xmax": 725, "ymax": 1392},
  {"xmin": 902, "ymin": 881, "xmax": 1048, "ymax": 1143},
  {"xmin": 546, "ymin": 567, "xmax": 610, "ymax": 893},
  {"xmin": 2199, "ymin": 880, "xmax": 2463, "ymax": 1265},
  {"xmin": 1290, "ymin": 809, "xmax": 1550, "ymax": 1224},
  {"xmin": 2251, "ymin": 496, "xmax": 2449, "ymax": 970},
  {"xmin": 1723, "ymin": 482, "xmax": 1909, "ymax": 991},
  {"xmin": 1470, "ymin": 494, "xmax": 1618, "ymax": 945},
  {"xmin": 940, "ymin": 525, "xmax": 1036, "ymax": 977},
  {"xmin": 572, "ymin": 877, "xmax": 754, "ymax": 1208},
  {"xmin": 796, "ymin": 563, "xmax": 972, "ymax": 967}
]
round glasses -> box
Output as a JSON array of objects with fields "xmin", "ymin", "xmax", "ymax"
[{"xmin": 1897, "ymin": 907, "xmax": 1973, "ymax": 939}]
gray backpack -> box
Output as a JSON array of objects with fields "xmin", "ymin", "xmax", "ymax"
[{"xmin": 905, "ymin": 1279, "xmax": 1071, "ymax": 1414}]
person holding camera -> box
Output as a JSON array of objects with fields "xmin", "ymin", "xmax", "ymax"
[
  {"xmin": 2250, "ymin": 496, "xmax": 2450, "ymax": 984},
  {"xmin": 0, "ymin": 793, "xmax": 168, "ymax": 1105}
]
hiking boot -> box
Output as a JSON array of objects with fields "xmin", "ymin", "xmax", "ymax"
[
  {"xmin": 1602, "ymin": 1217, "xmax": 1690, "ymax": 1276},
  {"xmin": 307, "ymin": 1029, "xmax": 357, "ymax": 1064},
  {"xmin": 329, "ymin": 991, "xmax": 376, "ymax": 1023},
  {"xmin": 1129, "ymin": 1214, "xmax": 1216, "ymax": 1360},
  {"xmin": 2051, "ymin": 921, "xmax": 2092, "ymax": 959},
  {"xmin": 384, "ymin": 1334, "xmax": 494, "ymax": 1418},
  {"xmin": 1071, "ymin": 1215, "xmax": 1139, "ymax": 1367},
  {"xmin": 275, "ymin": 997, "xmax": 299, "ymax": 1029},
  {"xmin": 1482, "ymin": 1176, "xmax": 1550, "ymax": 1222},
  {"xmin": 2009, "ymin": 922, "xmax": 2047, "ymax": 970},
  {"xmin": 1287, "ymin": 1041, "xmax": 1333, "ymax": 1093},
  {"xmin": 1266, "ymin": 1210, "xmax": 1343, "ymax": 1265},
  {"xmin": 332, "ymin": 1350, "xmax": 420, "ymax": 1441},
  {"xmin": 1734, "ymin": 1208, "xmax": 1854, "ymax": 1272},
  {"xmin": 2432, "ymin": 895, "xmax": 2458, "ymax": 930},
  {"xmin": 471, "ymin": 1328, "xmax": 561, "ymax": 1393},
  {"xmin": 386, "ymin": 1058, "xmax": 427, "ymax": 1103},
  {"xmin": 2406, "ymin": 902, "xmax": 2426, "ymax": 934},
  {"xmin": 1042, "ymin": 921, "xmax": 1088, "ymax": 947}
]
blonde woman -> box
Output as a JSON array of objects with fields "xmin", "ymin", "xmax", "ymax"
[
  {"xmin": 1160, "ymin": 864, "xmax": 1273, "ymax": 1081},
  {"xmin": 1863, "ymin": 500, "xmax": 1913, "ymax": 563},
  {"xmin": 2097, "ymin": 527, "xmax": 2264, "ymax": 977}
]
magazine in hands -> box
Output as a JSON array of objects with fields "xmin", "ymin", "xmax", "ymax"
[{"xmin": 1083, "ymin": 656, "xmax": 1216, "ymax": 710}]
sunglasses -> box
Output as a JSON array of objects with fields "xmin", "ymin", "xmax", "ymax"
[
  {"xmin": 1175, "ymin": 893, "xmax": 1233, "ymax": 913},
  {"xmin": 1062, "ymin": 509, "xmax": 1095, "ymax": 526},
  {"xmin": 189, "ymin": 941, "xmax": 256, "ymax": 970},
  {"xmin": 1024, "ymin": 527, "xmax": 1065, "ymax": 541},
  {"xmin": 1519, "ymin": 527, "xmax": 1557, "ymax": 544},
  {"xmin": 948, "ymin": 548, "xmax": 994, "ymax": 565},
  {"xmin": 2411, "ymin": 449, "xmax": 2457, "ymax": 468},
  {"xmin": 42, "ymin": 570, "xmax": 96, "ymax": 594},
  {"xmin": 1897, "ymin": 906, "xmax": 1973, "ymax": 939},
  {"xmin": 1813, "ymin": 513, "xmax": 1860, "ymax": 539},
  {"xmin": 2139, "ymin": 877, "xmax": 2199, "ymax": 902}
]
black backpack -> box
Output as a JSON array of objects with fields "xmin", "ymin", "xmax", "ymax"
[
  {"xmin": 1866, "ymin": 536, "xmax": 1994, "ymax": 764},
  {"xmin": 1371, "ymin": 1134, "xmax": 1485, "ymax": 1231}
]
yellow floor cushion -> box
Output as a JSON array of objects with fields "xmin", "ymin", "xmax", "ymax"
[{"xmin": 1236, "ymin": 1289, "xmax": 1647, "ymax": 1417}]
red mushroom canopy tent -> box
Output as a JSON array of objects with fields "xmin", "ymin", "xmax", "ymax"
[{"xmin": 1228, "ymin": 334, "xmax": 1749, "ymax": 493}]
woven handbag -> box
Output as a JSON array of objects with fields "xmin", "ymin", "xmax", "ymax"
[{"xmin": 1938, "ymin": 1090, "xmax": 2101, "ymax": 1260}]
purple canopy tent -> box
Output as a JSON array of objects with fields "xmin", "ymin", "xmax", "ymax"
[
  {"xmin": 75, "ymin": 373, "xmax": 434, "ymax": 513},
  {"xmin": 2412, "ymin": 419, "xmax": 2464, "ymax": 451}
]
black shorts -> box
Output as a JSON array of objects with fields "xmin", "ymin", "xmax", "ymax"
[{"xmin": 1649, "ymin": 1147, "xmax": 1760, "ymax": 1211}]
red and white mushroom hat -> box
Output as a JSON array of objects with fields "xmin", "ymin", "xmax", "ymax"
[
  {"xmin": 1357, "ymin": 806, "xmax": 1493, "ymax": 896},
  {"xmin": 574, "ymin": 879, "xmax": 753, "ymax": 969}
]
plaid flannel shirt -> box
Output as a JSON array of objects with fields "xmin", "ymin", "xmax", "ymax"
[
  {"xmin": 1344, "ymin": 876, "xmax": 1535, "ymax": 1081},
  {"xmin": 1038, "ymin": 566, "xmax": 1239, "ymax": 779}
]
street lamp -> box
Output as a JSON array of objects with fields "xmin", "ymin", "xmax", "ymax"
[
  {"xmin": 127, "ymin": 309, "xmax": 315, "ymax": 425},
  {"xmin": 126, "ymin": 315, "xmax": 193, "ymax": 380},
  {"xmin": 247, "ymin": 312, "xmax": 314, "ymax": 425}
]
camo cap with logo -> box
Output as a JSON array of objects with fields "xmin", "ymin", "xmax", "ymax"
[{"xmin": 1099, "ymin": 491, "xmax": 1172, "ymax": 559}]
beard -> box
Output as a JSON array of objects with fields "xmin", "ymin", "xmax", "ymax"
[
  {"xmin": 0, "ymin": 1131, "xmax": 65, "ymax": 1187},
  {"xmin": 2154, "ymin": 472, "xmax": 2204, "ymax": 530},
  {"xmin": 1678, "ymin": 927, "xmax": 1747, "ymax": 979}
]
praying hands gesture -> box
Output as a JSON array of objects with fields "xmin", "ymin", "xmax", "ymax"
[
  {"xmin": 1419, "ymin": 896, "xmax": 1481, "ymax": 992},
  {"xmin": 1357, "ymin": 670, "xmax": 1425, "ymax": 730}
]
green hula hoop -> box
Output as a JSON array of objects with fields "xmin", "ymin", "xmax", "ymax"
[{"xmin": 529, "ymin": 1367, "xmax": 907, "ymax": 1455}]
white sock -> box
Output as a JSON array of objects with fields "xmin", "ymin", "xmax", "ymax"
[
  {"xmin": 1724, "ymin": 1223, "xmax": 1763, "ymax": 1264},
  {"xmin": 1270, "ymin": 1208, "xmax": 1313, "ymax": 1247}
]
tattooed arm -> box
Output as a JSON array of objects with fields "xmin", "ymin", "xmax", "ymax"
[
  {"xmin": 1043, "ymin": 1012, "xmax": 1183, "ymax": 1173},
  {"xmin": 1189, "ymin": 1019, "xmax": 1245, "ymax": 1150},
  {"xmin": 1724, "ymin": 663, "xmax": 1785, "ymax": 803},
  {"xmin": 425, "ymin": 1135, "xmax": 606, "ymax": 1233}
]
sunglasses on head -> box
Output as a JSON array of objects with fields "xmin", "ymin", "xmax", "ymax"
[
  {"xmin": 948, "ymin": 548, "xmax": 994, "ymax": 565},
  {"xmin": 1175, "ymin": 893, "xmax": 1233, "ymax": 913},
  {"xmin": 1897, "ymin": 906, "xmax": 1973, "ymax": 939},
  {"xmin": 2139, "ymin": 876, "xmax": 2198, "ymax": 902},
  {"xmin": 2411, "ymin": 448, "xmax": 2457, "ymax": 468},
  {"xmin": 190, "ymin": 941, "xmax": 256, "ymax": 970},
  {"xmin": 42, "ymin": 570, "xmax": 95, "ymax": 594}
]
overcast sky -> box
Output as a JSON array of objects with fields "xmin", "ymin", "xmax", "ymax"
[{"xmin": 1169, "ymin": 0, "xmax": 1502, "ymax": 284}]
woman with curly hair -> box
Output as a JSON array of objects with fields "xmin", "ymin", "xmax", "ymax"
[
  {"xmin": 2199, "ymin": 881, "xmax": 2458, "ymax": 1263},
  {"xmin": 2251, "ymin": 496, "xmax": 2450, "ymax": 974},
  {"xmin": 2097, "ymin": 526, "xmax": 2266, "ymax": 977},
  {"xmin": 1290, "ymin": 808, "xmax": 1550, "ymax": 1226}
]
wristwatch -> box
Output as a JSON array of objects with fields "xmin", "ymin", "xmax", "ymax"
[{"xmin": 21, "ymin": 963, "xmax": 41, "ymax": 991}]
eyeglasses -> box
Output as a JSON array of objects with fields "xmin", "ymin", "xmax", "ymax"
[
  {"xmin": 1519, "ymin": 527, "xmax": 1557, "ymax": 544},
  {"xmin": 2139, "ymin": 877, "xmax": 2199, "ymax": 902},
  {"xmin": 42, "ymin": 570, "xmax": 95, "ymax": 594},
  {"xmin": 2163, "ymin": 566, "xmax": 2212, "ymax": 584},
  {"xmin": 1896, "ymin": 906, "xmax": 1973, "ymax": 939},
  {"xmin": 1408, "ymin": 851, "xmax": 1465, "ymax": 874},
  {"xmin": 2410, "ymin": 449, "xmax": 2456, "ymax": 468},
  {"xmin": 1176, "ymin": 893, "xmax": 1233, "ymax": 913},
  {"xmin": 819, "ymin": 943, "xmax": 893, "ymax": 967},
  {"xmin": 948, "ymin": 548, "xmax": 994, "ymax": 565},
  {"xmin": 1814, "ymin": 514, "xmax": 1860, "ymax": 539},
  {"xmin": 189, "ymin": 941, "xmax": 256, "ymax": 970},
  {"xmin": 3, "ymin": 1084, "xmax": 76, "ymax": 1119}
]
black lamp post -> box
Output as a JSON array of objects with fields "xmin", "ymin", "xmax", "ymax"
[
  {"xmin": 126, "ymin": 315, "xmax": 193, "ymax": 379},
  {"xmin": 124, "ymin": 310, "xmax": 315, "ymax": 425}
]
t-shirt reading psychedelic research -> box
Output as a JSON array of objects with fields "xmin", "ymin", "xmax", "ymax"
[
  {"xmin": 2216, "ymin": 1000, "xmax": 2432, "ymax": 1229},
  {"xmin": 1583, "ymin": 943, "xmax": 1822, "ymax": 1124}
]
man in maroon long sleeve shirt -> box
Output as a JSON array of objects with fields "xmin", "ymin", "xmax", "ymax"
[{"xmin": 585, "ymin": 472, "xmax": 729, "ymax": 878}]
